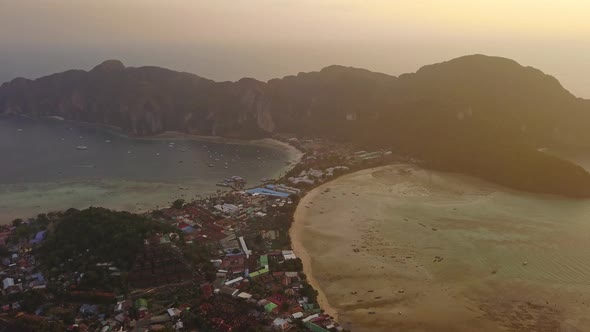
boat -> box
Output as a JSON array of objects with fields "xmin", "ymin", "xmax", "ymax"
[
  {"xmin": 17, "ymin": 128, "xmax": 23, "ymax": 132},
  {"xmin": 105, "ymin": 139, "xmax": 111, "ymax": 143},
  {"xmin": 156, "ymin": 153, "xmax": 161, "ymax": 156},
  {"xmin": 76, "ymin": 145, "xmax": 88, "ymax": 150},
  {"xmin": 207, "ymin": 163, "xmax": 214, "ymax": 167}
]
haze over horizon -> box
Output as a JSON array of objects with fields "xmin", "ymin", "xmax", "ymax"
[{"xmin": 1, "ymin": 0, "xmax": 589, "ymax": 97}]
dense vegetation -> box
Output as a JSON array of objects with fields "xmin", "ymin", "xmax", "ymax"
[
  {"xmin": 39, "ymin": 207, "xmax": 175, "ymax": 272},
  {"xmin": 353, "ymin": 104, "xmax": 590, "ymax": 197}
]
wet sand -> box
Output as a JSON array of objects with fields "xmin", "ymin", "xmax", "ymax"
[
  {"xmin": 293, "ymin": 164, "xmax": 590, "ymax": 331},
  {"xmin": 290, "ymin": 198, "xmax": 340, "ymax": 321}
]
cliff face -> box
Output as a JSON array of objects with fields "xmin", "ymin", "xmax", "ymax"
[
  {"xmin": 0, "ymin": 60, "xmax": 275, "ymax": 138},
  {"xmin": 2, "ymin": 55, "xmax": 589, "ymax": 145},
  {"xmin": 265, "ymin": 56, "xmax": 590, "ymax": 148}
]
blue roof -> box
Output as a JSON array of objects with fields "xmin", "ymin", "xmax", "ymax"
[
  {"xmin": 79, "ymin": 304, "xmax": 99, "ymax": 315},
  {"xmin": 31, "ymin": 273, "xmax": 45, "ymax": 282},
  {"xmin": 181, "ymin": 226, "xmax": 196, "ymax": 233},
  {"xmin": 246, "ymin": 188, "xmax": 290, "ymax": 198},
  {"xmin": 30, "ymin": 230, "xmax": 47, "ymax": 244}
]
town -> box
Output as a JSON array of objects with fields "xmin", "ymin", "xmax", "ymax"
[{"xmin": 0, "ymin": 137, "xmax": 402, "ymax": 332}]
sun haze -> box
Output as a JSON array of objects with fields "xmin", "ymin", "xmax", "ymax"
[{"xmin": 0, "ymin": 0, "xmax": 589, "ymax": 96}]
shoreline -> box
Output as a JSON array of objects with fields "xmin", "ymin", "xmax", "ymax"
[
  {"xmin": 289, "ymin": 166, "xmax": 389, "ymax": 326},
  {"xmin": 153, "ymin": 131, "xmax": 303, "ymax": 167},
  {"xmin": 290, "ymin": 186, "xmax": 340, "ymax": 322},
  {"xmin": 5, "ymin": 115, "xmax": 304, "ymax": 167},
  {"xmin": 288, "ymin": 164, "xmax": 590, "ymax": 331}
]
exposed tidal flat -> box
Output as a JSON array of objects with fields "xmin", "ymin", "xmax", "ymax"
[
  {"xmin": 0, "ymin": 116, "xmax": 301, "ymax": 223},
  {"xmin": 293, "ymin": 164, "xmax": 590, "ymax": 332}
]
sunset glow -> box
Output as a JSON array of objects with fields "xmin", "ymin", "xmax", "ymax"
[{"xmin": 1, "ymin": 0, "xmax": 589, "ymax": 96}]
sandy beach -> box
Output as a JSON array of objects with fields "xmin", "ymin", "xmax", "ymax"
[
  {"xmin": 291, "ymin": 188, "xmax": 340, "ymax": 321},
  {"xmin": 155, "ymin": 132, "xmax": 303, "ymax": 174},
  {"xmin": 292, "ymin": 164, "xmax": 590, "ymax": 331}
]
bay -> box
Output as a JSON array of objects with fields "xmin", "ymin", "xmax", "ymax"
[{"xmin": 0, "ymin": 115, "xmax": 297, "ymax": 222}]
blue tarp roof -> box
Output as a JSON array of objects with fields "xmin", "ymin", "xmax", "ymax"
[{"xmin": 246, "ymin": 188, "xmax": 290, "ymax": 198}]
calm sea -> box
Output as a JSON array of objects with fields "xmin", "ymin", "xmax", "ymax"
[{"xmin": 0, "ymin": 115, "xmax": 293, "ymax": 222}]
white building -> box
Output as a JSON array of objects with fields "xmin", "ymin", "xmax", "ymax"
[
  {"xmin": 214, "ymin": 203, "xmax": 239, "ymax": 215},
  {"xmin": 282, "ymin": 250, "xmax": 297, "ymax": 260},
  {"xmin": 3, "ymin": 277, "xmax": 15, "ymax": 289}
]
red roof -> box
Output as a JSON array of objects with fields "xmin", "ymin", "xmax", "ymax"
[
  {"xmin": 201, "ymin": 283, "xmax": 214, "ymax": 299},
  {"xmin": 269, "ymin": 294, "xmax": 287, "ymax": 306}
]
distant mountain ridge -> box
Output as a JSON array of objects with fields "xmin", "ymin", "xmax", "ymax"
[
  {"xmin": 1, "ymin": 55, "xmax": 588, "ymax": 144},
  {"xmin": 2, "ymin": 54, "xmax": 590, "ymax": 197}
]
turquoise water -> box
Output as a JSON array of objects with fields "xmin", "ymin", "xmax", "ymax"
[{"xmin": 0, "ymin": 115, "xmax": 292, "ymax": 222}]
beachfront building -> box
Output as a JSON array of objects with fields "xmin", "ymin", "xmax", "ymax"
[
  {"xmin": 246, "ymin": 187, "xmax": 291, "ymax": 198},
  {"xmin": 282, "ymin": 250, "xmax": 297, "ymax": 260}
]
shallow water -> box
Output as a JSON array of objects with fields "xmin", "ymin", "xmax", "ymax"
[
  {"xmin": 297, "ymin": 165, "xmax": 590, "ymax": 331},
  {"xmin": 0, "ymin": 115, "xmax": 293, "ymax": 222}
]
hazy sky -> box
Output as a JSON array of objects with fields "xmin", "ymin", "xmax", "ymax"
[{"xmin": 1, "ymin": 0, "xmax": 589, "ymax": 97}]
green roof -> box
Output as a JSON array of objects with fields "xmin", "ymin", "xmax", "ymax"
[
  {"xmin": 249, "ymin": 268, "xmax": 269, "ymax": 278},
  {"xmin": 304, "ymin": 322, "xmax": 330, "ymax": 332},
  {"xmin": 303, "ymin": 303, "xmax": 315, "ymax": 310},
  {"xmin": 264, "ymin": 302, "xmax": 278, "ymax": 312},
  {"xmin": 135, "ymin": 298, "xmax": 148, "ymax": 309},
  {"xmin": 260, "ymin": 255, "xmax": 268, "ymax": 267}
]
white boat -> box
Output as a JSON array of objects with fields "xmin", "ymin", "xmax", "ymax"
[
  {"xmin": 105, "ymin": 140, "xmax": 111, "ymax": 143},
  {"xmin": 17, "ymin": 129, "xmax": 23, "ymax": 132},
  {"xmin": 76, "ymin": 145, "xmax": 88, "ymax": 150}
]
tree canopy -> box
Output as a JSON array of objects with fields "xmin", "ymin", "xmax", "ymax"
[{"xmin": 39, "ymin": 207, "xmax": 176, "ymax": 272}]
